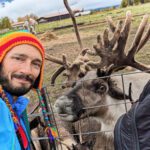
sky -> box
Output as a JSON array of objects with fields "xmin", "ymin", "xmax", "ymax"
[{"xmin": 0, "ymin": 0, "xmax": 122, "ymax": 21}]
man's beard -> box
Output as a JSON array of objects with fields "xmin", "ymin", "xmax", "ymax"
[{"xmin": 0, "ymin": 65, "xmax": 34, "ymax": 96}]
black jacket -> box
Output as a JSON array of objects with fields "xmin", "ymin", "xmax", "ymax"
[{"xmin": 114, "ymin": 80, "xmax": 150, "ymax": 150}]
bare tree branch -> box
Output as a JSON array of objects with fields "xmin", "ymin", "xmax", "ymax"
[{"xmin": 63, "ymin": 0, "xmax": 83, "ymax": 49}]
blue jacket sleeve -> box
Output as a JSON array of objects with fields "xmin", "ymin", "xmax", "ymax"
[{"xmin": 0, "ymin": 98, "xmax": 21, "ymax": 150}]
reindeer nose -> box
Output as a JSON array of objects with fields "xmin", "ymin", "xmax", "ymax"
[
  {"xmin": 54, "ymin": 96, "xmax": 72, "ymax": 109},
  {"xmin": 61, "ymin": 81, "xmax": 76, "ymax": 88},
  {"xmin": 61, "ymin": 85, "xmax": 66, "ymax": 89},
  {"xmin": 54, "ymin": 96, "xmax": 74, "ymax": 118}
]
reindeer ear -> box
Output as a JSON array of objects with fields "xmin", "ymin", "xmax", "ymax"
[
  {"xmin": 96, "ymin": 69, "xmax": 110, "ymax": 82},
  {"xmin": 108, "ymin": 82, "xmax": 129, "ymax": 100},
  {"xmin": 97, "ymin": 69, "xmax": 107, "ymax": 77}
]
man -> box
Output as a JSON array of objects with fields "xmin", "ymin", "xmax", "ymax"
[
  {"xmin": 29, "ymin": 18, "xmax": 38, "ymax": 35},
  {"xmin": 23, "ymin": 20, "xmax": 30, "ymax": 32},
  {"xmin": 0, "ymin": 31, "xmax": 45, "ymax": 150}
]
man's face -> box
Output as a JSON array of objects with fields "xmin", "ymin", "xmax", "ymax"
[{"xmin": 0, "ymin": 44, "xmax": 42, "ymax": 96}]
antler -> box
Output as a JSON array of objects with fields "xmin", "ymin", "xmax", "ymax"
[
  {"xmin": 50, "ymin": 49, "xmax": 99, "ymax": 87},
  {"xmin": 93, "ymin": 11, "xmax": 150, "ymax": 73},
  {"xmin": 48, "ymin": 11, "xmax": 149, "ymax": 87},
  {"xmin": 45, "ymin": 53, "xmax": 67, "ymax": 65},
  {"xmin": 51, "ymin": 66, "xmax": 66, "ymax": 85}
]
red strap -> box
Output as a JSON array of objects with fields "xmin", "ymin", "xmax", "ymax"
[
  {"xmin": 17, "ymin": 125, "xmax": 28, "ymax": 149},
  {"xmin": 14, "ymin": 113, "xmax": 28, "ymax": 149}
]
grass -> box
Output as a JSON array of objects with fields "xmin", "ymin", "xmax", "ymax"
[{"xmin": 36, "ymin": 3, "xmax": 150, "ymax": 34}]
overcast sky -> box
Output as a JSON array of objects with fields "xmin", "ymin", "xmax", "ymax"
[{"xmin": 0, "ymin": 0, "xmax": 122, "ymax": 21}]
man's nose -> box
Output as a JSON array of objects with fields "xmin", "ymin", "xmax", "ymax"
[{"xmin": 20, "ymin": 62, "xmax": 32, "ymax": 75}]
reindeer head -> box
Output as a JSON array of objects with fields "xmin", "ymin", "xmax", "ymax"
[{"xmin": 54, "ymin": 68, "xmax": 132, "ymax": 122}]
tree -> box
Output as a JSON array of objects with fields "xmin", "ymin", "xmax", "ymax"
[
  {"xmin": 17, "ymin": 15, "xmax": 29, "ymax": 22},
  {"xmin": 134, "ymin": 0, "xmax": 140, "ymax": 4},
  {"xmin": 17, "ymin": 17, "xmax": 24, "ymax": 22},
  {"xmin": 0, "ymin": 19, "xmax": 2, "ymax": 29},
  {"xmin": 140, "ymin": 0, "xmax": 145, "ymax": 3},
  {"xmin": 128, "ymin": 0, "xmax": 134, "ymax": 5},
  {"xmin": 0, "ymin": 17, "xmax": 11, "ymax": 29},
  {"xmin": 29, "ymin": 13, "xmax": 38, "ymax": 20},
  {"xmin": 121, "ymin": 0, "xmax": 128, "ymax": 7}
]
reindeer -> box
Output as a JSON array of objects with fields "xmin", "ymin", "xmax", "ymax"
[{"xmin": 54, "ymin": 11, "xmax": 150, "ymax": 150}]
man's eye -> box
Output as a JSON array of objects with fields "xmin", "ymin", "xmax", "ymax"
[
  {"xmin": 33, "ymin": 63, "xmax": 41, "ymax": 69},
  {"xmin": 13, "ymin": 57, "xmax": 23, "ymax": 61}
]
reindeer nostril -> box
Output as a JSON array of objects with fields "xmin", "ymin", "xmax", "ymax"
[
  {"xmin": 77, "ymin": 109, "xmax": 85, "ymax": 117},
  {"xmin": 72, "ymin": 82, "xmax": 76, "ymax": 87},
  {"xmin": 54, "ymin": 103, "xmax": 59, "ymax": 108},
  {"xmin": 61, "ymin": 85, "xmax": 66, "ymax": 89}
]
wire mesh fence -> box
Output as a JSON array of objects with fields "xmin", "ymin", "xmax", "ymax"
[{"xmin": 28, "ymin": 70, "xmax": 149, "ymax": 150}]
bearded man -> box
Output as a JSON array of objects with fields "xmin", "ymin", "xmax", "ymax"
[{"xmin": 0, "ymin": 31, "xmax": 45, "ymax": 150}]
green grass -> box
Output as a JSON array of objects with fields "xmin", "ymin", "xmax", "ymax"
[{"xmin": 36, "ymin": 3, "xmax": 150, "ymax": 34}]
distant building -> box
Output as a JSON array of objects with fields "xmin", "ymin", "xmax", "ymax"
[
  {"xmin": 11, "ymin": 21, "xmax": 24, "ymax": 29},
  {"xmin": 37, "ymin": 9, "xmax": 82, "ymax": 24},
  {"xmin": 0, "ymin": 28, "xmax": 9, "ymax": 34},
  {"xmin": 75, "ymin": 11, "xmax": 91, "ymax": 17}
]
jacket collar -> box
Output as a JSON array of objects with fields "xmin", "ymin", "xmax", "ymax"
[{"xmin": 5, "ymin": 92, "xmax": 29, "ymax": 117}]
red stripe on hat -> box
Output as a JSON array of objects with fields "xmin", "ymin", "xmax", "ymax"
[{"xmin": 0, "ymin": 36, "xmax": 44, "ymax": 55}]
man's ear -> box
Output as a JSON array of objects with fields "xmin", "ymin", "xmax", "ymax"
[{"xmin": 33, "ymin": 74, "xmax": 40, "ymax": 89}]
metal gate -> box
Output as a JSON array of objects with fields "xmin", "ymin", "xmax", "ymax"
[{"xmin": 28, "ymin": 70, "xmax": 149, "ymax": 150}]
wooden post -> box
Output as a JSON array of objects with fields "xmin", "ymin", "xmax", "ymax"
[{"xmin": 63, "ymin": 0, "xmax": 83, "ymax": 50}]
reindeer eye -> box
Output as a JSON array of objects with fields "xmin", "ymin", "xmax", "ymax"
[
  {"xmin": 78, "ymin": 72, "xmax": 85, "ymax": 78},
  {"xmin": 93, "ymin": 83, "xmax": 106, "ymax": 93},
  {"xmin": 99, "ymin": 85, "xmax": 106, "ymax": 93}
]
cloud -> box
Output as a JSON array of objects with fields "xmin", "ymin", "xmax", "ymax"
[
  {"xmin": 0, "ymin": 0, "xmax": 121, "ymax": 21},
  {"xmin": 0, "ymin": 0, "xmax": 77, "ymax": 21},
  {"xmin": 72, "ymin": 0, "xmax": 122, "ymax": 10}
]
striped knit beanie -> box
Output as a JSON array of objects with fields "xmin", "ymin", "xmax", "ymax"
[{"xmin": 0, "ymin": 30, "xmax": 45, "ymax": 89}]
